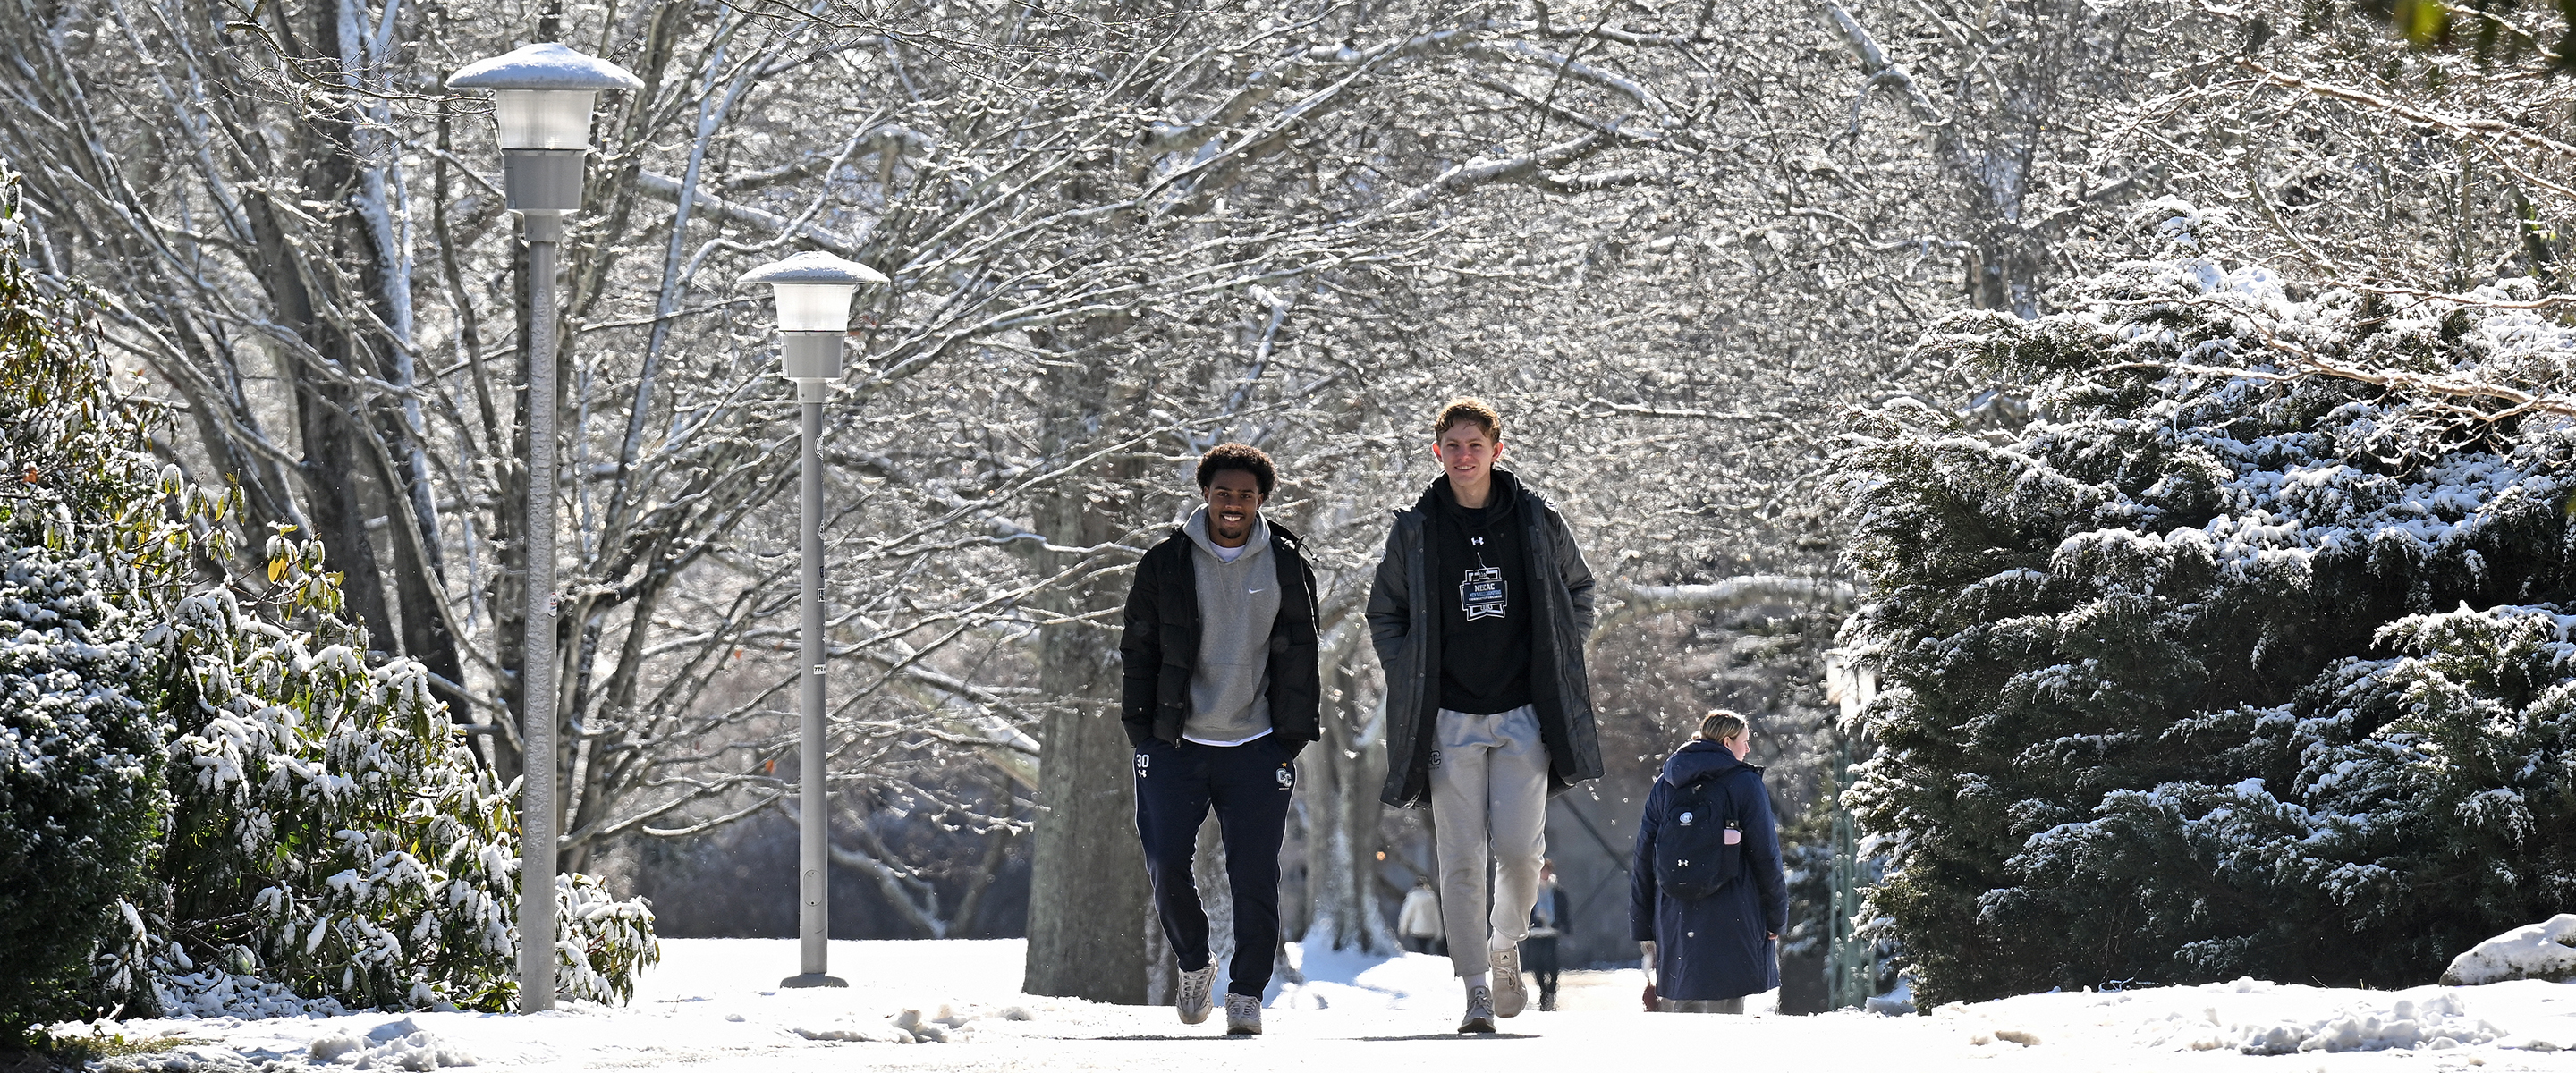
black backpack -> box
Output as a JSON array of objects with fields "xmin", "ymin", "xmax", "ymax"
[{"xmin": 1653, "ymin": 767, "xmax": 1750, "ymax": 900}]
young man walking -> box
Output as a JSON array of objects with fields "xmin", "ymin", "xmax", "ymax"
[
  {"xmin": 1122, "ymin": 444, "xmax": 1319, "ymax": 1035},
  {"xmin": 1367, "ymin": 398, "xmax": 1601, "ymax": 1033}
]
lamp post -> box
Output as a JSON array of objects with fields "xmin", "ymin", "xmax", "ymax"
[
  {"xmin": 740, "ymin": 250, "xmax": 886, "ymax": 989},
  {"xmin": 1825, "ymin": 650, "xmax": 1877, "ymax": 1011},
  {"xmin": 446, "ymin": 42, "xmax": 642, "ymax": 1016}
]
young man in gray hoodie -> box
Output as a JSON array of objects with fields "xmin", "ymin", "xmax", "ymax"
[{"xmin": 1120, "ymin": 444, "xmax": 1320, "ymax": 1035}]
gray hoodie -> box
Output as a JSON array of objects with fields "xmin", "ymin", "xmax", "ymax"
[{"xmin": 1181, "ymin": 505, "xmax": 1281, "ymax": 744}]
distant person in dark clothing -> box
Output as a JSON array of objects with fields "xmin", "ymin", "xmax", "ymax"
[
  {"xmin": 1630, "ymin": 710, "xmax": 1787, "ymax": 1014},
  {"xmin": 1521, "ymin": 858, "xmax": 1572, "ymax": 1010},
  {"xmin": 1123, "ymin": 444, "xmax": 1320, "ymax": 1035}
]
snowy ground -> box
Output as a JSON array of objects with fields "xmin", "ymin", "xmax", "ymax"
[{"xmin": 58, "ymin": 939, "xmax": 2576, "ymax": 1071}]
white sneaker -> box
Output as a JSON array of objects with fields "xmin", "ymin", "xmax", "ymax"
[
  {"xmin": 1458, "ymin": 984, "xmax": 1496, "ymax": 1034},
  {"xmin": 1489, "ymin": 945, "xmax": 1528, "ymax": 1018},
  {"xmin": 1177, "ymin": 965, "xmax": 1216, "ymax": 1025},
  {"xmin": 1224, "ymin": 993, "xmax": 1263, "ymax": 1035}
]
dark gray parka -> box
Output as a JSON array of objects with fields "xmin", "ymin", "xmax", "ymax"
[{"xmin": 1367, "ymin": 469, "xmax": 1601, "ymax": 807}]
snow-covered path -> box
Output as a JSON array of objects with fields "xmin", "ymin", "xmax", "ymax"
[{"xmin": 74, "ymin": 939, "xmax": 2576, "ymax": 1071}]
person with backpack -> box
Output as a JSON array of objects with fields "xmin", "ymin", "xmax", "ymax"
[
  {"xmin": 1630, "ymin": 709, "xmax": 1787, "ymax": 1013},
  {"xmin": 1122, "ymin": 443, "xmax": 1320, "ymax": 1035},
  {"xmin": 1368, "ymin": 398, "xmax": 1603, "ymax": 1034}
]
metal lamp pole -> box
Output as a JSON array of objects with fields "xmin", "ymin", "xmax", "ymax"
[
  {"xmin": 1825, "ymin": 650, "xmax": 1877, "ymax": 1011},
  {"xmin": 741, "ymin": 251, "xmax": 886, "ymax": 989},
  {"xmin": 446, "ymin": 42, "xmax": 643, "ymax": 1016}
]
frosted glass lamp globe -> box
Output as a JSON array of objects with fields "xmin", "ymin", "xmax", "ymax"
[
  {"xmin": 741, "ymin": 252, "xmax": 888, "ymax": 334},
  {"xmin": 772, "ymin": 283, "xmax": 860, "ymax": 333},
  {"xmin": 492, "ymin": 89, "xmax": 598, "ymax": 150}
]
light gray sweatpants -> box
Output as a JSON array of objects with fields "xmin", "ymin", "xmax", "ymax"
[{"xmin": 1428, "ymin": 704, "xmax": 1549, "ymax": 978}]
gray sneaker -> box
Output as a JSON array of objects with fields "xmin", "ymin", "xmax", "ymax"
[
  {"xmin": 1224, "ymin": 993, "xmax": 1263, "ymax": 1035},
  {"xmin": 1458, "ymin": 984, "xmax": 1496, "ymax": 1034},
  {"xmin": 1177, "ymin": 965, "xmax": 1216, "ymax": 1025},
  {"xmin": 1489, "ymin": 945, "xmax": 1528, "ymax": 1018}
]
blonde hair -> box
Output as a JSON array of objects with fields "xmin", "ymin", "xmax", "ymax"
[{"xmin": 1696, "ymin": 709, "xmax": 1748, "ymax": 743}]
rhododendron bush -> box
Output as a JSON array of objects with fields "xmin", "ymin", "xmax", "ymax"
[{"xmin": 0, "ymin": 167, "xmax": 654, "ymax": 1037}]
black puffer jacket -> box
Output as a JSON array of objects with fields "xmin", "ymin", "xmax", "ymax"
[
  {"xmin": 1118, "ymin": 520, "xmax": 1321, "ymax": 750},
  {"xmin": 1366, "ymin": 469, "xmax": 1599, "ymax": 807}
]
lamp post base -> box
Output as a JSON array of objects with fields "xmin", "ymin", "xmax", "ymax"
[{"xmin": 779, "ymin": 973, "xmax": 848, "ymax": 989}]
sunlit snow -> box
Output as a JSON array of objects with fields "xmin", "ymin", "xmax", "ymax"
[{"xmin": 45, "ymin": 938, "xmax": 2576, "ymax": 1071}]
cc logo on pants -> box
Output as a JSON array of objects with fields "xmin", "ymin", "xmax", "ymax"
[{"xmin": 1275, "ymin": 766, "xmax": 1293, "ymax": 790}]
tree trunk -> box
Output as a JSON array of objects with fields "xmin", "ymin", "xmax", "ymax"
[
  {"xmin": 1021, "ymin": 575, "xmax": 1154, "ymax": 1002},
  {"xmin": 269, "ymin": 1, "xmax": 405, "ymax": 655},
  {"xmin": 1021, "ymin": 343, "xmax": 1155, "ymax": 1004},
  {"xmin": 1300, "ymin": 611, "xmax": 1397, "ymax": 954},
  {"xmin": 374, "ymin": 403, "xmax": 466, "ymax": 693}
]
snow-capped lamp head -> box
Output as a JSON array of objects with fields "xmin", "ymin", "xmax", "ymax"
[
  {"xmin": 741, "ymin": 251, "xmax": 888, "ymax": 402},
  {"xmin": 446, "ymin": 43, "xmax": 643, "ymax": 227}
]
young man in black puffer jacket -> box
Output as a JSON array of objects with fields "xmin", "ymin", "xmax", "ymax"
[{"xmin": 1120, "ymin": 443, "xmax": 1319, "ymax": 1036}]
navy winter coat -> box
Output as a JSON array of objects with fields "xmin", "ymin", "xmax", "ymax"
[{"xmin": 1629, "ymin": 741, "xmax": 1788, "ymax": 1001}]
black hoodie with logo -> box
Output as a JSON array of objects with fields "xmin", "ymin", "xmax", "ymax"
[{"xmin": 1431, "ymin": 471, "xmax": 1533, "ymax": 714}]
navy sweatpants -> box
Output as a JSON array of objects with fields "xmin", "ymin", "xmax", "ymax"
[{"xmin": 1132, "ymin": 736, "xmax": 1296, "ymax": 998}]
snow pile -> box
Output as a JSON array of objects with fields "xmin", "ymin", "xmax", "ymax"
[
  {"xmin": 92, "ymin": 1049, "xmax": 261, "ymax": 1073},
  {"xmin": 153, "ymin": 966, "xmax": 349, "ymax": 1019},
  {"xmin": 791, "ymin": 1002, "xmax": 1008, "ymax": 1043},
  {"xmin": 2215, "ymin": 990, "xmax": 2507, "ymax": 1054},
  {"xmin": 788, "ymin": 1022, "xmax": 918, "ymax": 1044},
  {"xmin": 43, "ymin": 1025, "xmax": 255, "ymax": 1073},
  {"xmin": 306, "ymin": 1018, "xmax": 474, "ymax": 1069},
  {"xmin": 2445, "ymin": 916, "xmax": 2576, "ymax": 986},
  {"xmin": 445, "ymin": 42, "xmax": 644, "ymax": 90},
  {"xmin": 1942, "ymin": 975, "xmax": 2569, "ymax": 1060},
  {"xmin": 1864, "ymin": 976, "xmax": 1914, "ymax": 1016}
]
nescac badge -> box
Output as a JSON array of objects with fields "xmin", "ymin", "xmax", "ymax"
[
  {"xmin": 1135, "ymin": 752, "xmax": 1151, "ymax": 778},
  {"xmin": 1461, "ymin": 566, "xmax": 1507, "ymax": 620}
]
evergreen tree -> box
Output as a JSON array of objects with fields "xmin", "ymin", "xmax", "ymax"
[
  {"xmin": 0, "ymin": 164, "xmax": 178, "ymax": 1041},
  {"xmin": 1840, "ymin": 202, "xmax": 2576, "ymax": 1002}
]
